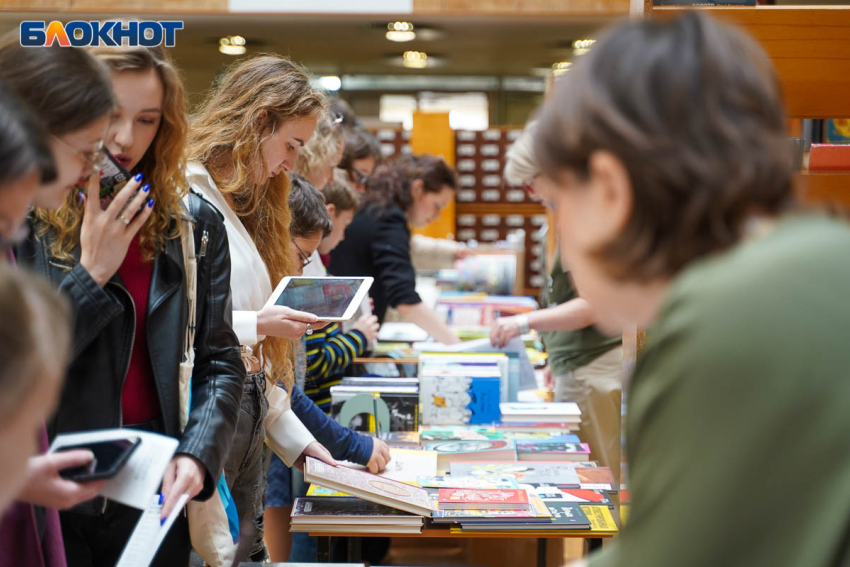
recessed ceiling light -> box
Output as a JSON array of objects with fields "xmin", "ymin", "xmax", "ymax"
[
  {"xmin": 317, "ymin": 76, "xmax": 342, "ymax": 91},
  {"xmin": 386, "ymin": 21, "xmax": 416, "ymax": 42},
  {"xmin": 572, "ymin": 38, "xmax": 595, "ymax": 56},
  {"xmin": 402, "ymin": 50, "xmax": 428, "ymax": 69},
  {"xmin": 219, "ymin": 35, "xmax": 247, "ymax": 55}
]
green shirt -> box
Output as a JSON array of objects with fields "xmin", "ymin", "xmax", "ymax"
[
  {"xmin": 591, "ymin": 215, "xmax": 850, "ymax": 567},
  {"xmin": 543, "ymin": 252, "xmax": 621, "ymax": 375}
]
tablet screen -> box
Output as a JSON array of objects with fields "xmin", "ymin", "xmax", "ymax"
[{"xmin": 274, "ymin": 278, "xmax": 368, "ymax": 318}]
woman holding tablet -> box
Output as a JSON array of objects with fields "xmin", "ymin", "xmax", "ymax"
[
  {"xmin": 188, "ymin": 56, "xmax": 386, "ymax": 563},
  {"xmin": 330, "ymin": 154, "xmax": 461, "ymax": 344}
]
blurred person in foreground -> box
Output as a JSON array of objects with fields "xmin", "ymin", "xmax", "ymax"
[{"xmin": 536, "ymin": 13, "xmax": 850, "ymax": 567}]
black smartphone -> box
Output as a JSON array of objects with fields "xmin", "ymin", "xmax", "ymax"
[
  {"xmin": 57, "ymin": 436, "xmax": 142, "ymax": 482},
  {"xmin": 97, "ymin": 148, "xmax": 132, "ymax": 200}
]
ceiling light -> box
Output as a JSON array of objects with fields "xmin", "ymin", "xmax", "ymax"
[
  {"xmin": 402, "ymin": 50, "xmax": 428, "ymax": 69},
  {"xmin": 552, "ymin": 61, "xmax": 572, "ymax": 71},
  {"xmin": 572, "ymin": 38, "xmax": 595, "ymax": 56},
  {"xmin": 386, "ymin": 21, "xmax": 416, "ymax": 42},
  {"xmin": 317, "ymin": 76, "xmax": 342, "ymax": 91},
  {"xmin": 219, "ymin": 35, "xmax": 247, "ymax": 55}
]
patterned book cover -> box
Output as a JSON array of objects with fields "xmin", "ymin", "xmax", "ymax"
[
  {"xmin": 522, "ymin": 484, "xmax": 613, "ymax": 506},
  {"xmin": 438, "ymin": 488, "xmax": 529, "ymax": 509},
  {"xmin": 576, "ymin": 466, "xmax": 616, "ymax": 491},
  {"xmin": 416, "ymin": 474, "xmax": 519, "ymax": 490},
  {"xmin": 516, "ymin": 442, "xmax": 591, "ymax": 455},
  {"xmin": 460, "ymin": 502, "xmax": 590, "ymax": 531},
  {"xmin": 419, "ymin": 375, "xmax": 501, "ymax": 425},
  {"xmin": 450, "ymin": 461, "xmax": 581, "ymax": 487},
  {"xmin": 304, "ymin": 457, "xmax": 432, "ymax": 516}
]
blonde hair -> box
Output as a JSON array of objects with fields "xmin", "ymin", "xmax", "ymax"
[
  {"xmin": 294, "ymin": 113, "xmax": 344, "ymax": 186},
  {"xmin": 34, "ymin": 44, "xmax": 188, "ymax": 261},
  {"xmin": 188, "ymin": 54, "xmax": 327, "ymax": 388},
  {"xmin": 0, "ymin": 266, "xmax": 71, "ymax": 424},
  {"xmin": 504, "ymin": 120, "xmax": 540, "ymax": 185}
]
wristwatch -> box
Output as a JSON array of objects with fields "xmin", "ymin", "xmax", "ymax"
[{"xmin": 515, "ymin": 314, "xmax": 530, "ymax": 335}]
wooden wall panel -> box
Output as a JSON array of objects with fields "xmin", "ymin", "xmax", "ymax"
[
  {"xmin": 413, "ymin": 0, "xmax": 629, "ymax": 15},
  {"xmin": 653, "ymin": 7, "xmax": 850, "ymax": 119}
]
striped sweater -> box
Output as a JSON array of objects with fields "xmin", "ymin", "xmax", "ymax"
[{"xmin": 304, "ymin": 323, "xmax": 367, "ymax": 412}]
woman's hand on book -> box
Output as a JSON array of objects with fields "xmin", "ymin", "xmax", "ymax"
[
  {"xmin": 257, "ymin": 305, "xmax": 319, "ymax": 339},
  {"xmin": 490, "ymin": 316, "xmax": 521, "ymax": 348},
  {"xmin": 352, "ymin": 314, "xmax": 380, "ymax": 342},
  {"xmin": 366, "ymin": 438, "xmax": 391, "ymax": 474},
  {"xmin": 293, "ymin": 441, "xmax": 337, "ymax": 472}
]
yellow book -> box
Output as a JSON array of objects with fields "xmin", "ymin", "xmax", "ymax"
[{"xmin": 580, "ymin": 505, "xmax": 619, "ymax": 535}]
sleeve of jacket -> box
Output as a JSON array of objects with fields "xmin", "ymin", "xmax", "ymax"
[
  {"xmin": 410, "ymin": 234, "xmax": 461, "ymax": 271},
  {"xmin": 58, "ymin": 263, "xmax": 125, "ymax": 359},
  {"xmin": 177, "ymin": 207, "xmax": 245, "ymax": 501},
  {"xmin": 289, "ymin": 385, "xmax": 373, "ymax": 465},
  {"xmin": 264, "ymin": 383, "xmax": 316, "ymax": 466},
  {"xmin": 306, "ymin": 326, "xmax": 367, "ymax": 382},
  {"xmin": 370, "ymin": 208, "xmax": 421, "ymax": 309}
]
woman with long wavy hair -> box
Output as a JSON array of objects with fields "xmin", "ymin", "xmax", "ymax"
[
  {"xmin": 188, "ymin": 54, "xmax": 388, "ymax": 563},
  {"xmin": 16, "ymin": 43, "xmax": 245, "ymax": 567}
]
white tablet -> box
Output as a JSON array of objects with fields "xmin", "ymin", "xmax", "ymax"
[{"xmin": 265, "ymin": 276, "xmax": 374, "ymax": 321}]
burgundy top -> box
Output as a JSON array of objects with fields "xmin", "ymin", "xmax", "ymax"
[{"xmin": 118, "ymin": 235, "xmax": 160, "ymax": 425}]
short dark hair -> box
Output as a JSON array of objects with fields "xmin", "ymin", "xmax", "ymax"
[
  {"xmin": 0, "ymin": 36, "xmax": 115, "ymax": 136},
  {"xmin": 329, "ymin": 98, "xmax": 360, "ymax": 130},
  {"xmin": 535, "ymin": 12, "xmax": 794, "ymax": 281},
  {"xmin": 339, "ymin": 127, "xmax": 382, "ymax": 171},
  {"xmin": 289, "ymin": 174, "xmax": 333, "ymax": 238},
  {"xmin": 363, "ymin": 154, "xmax": 458, "ymax": 214},
  {"xmin": 322, "ymin": 177, "xmax": 359, "ymax": 213},
  {"xmin": 0, "ymin": 79, "xmax": 56, "ymax": 186}
]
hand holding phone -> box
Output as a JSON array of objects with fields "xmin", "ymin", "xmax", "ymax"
[
  {"xmin": 18, "ymin": 451, "xmax": 105, "ymax": 509},
  {"xmin": 57, "ymin": 436, "xmax": 141, "ymax": 482}
]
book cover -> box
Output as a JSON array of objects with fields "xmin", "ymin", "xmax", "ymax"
[
  {"xmin": 460, "ymin": 502, "xmax": 590, "ymax": 531},
  {"xmin": 331, "ymin": 386, "xmax": 419, "ymax": 432},
  {"xmin": 290, "ymin": 524, "xmax": 423, "ymax": 534},
  {"xmin": 449, "ymin": 461, "xmax": 581, "ymax": 487},
  {"xmin": 419, "ymin": 427, "xmax": 503, "ymax": 442},
  {"xmin": 416, "ymin": 474, "xmax": 519, "ymax": 490},
  {"xmin": 379, "ymin": 449, "xmax": 437, "ymax": 484},
  {"xmin": 376, "ymin": 431, "xmax": 420, "ymax": 446},
  {"xmin": 419, "ymin": 375, "xmax": 501, "ymax": 425},
  {"xmin": 424, "ymin": 440, "xmax": 518, "ymax": 470},
  {"xmin": 499, "ymin": 402, "xmax": 581, "ymax": 422},
  {"xmin": 431, "ymin": 507, "xmax": 544, "ymax": 523},
  {"xmin": 306, "ymin": 485, "xmax": 351, "ymax": 498},
  {"xmin": 522, "ymin": 484, "xmax": 612, "ymax": 506},
  {"xmin": 303, "ymin": 457, "xmax": 432, "ymax": 517},
  {"xmin": 575, "ymin": 467, "xmax": 616, "ymax": 491},
  {"xmin": 581, "ymin": 504, "xmax": 619, "ymax": 534},
  {"xmin": 506, "ymin": 432, "xmax": 580, "ymax": 442},
  {"xmin": 517, "ymin": 442, "xmax": 591, "ymax": 461},
  {"xmin": 291, "ymin": 497, "xmax": 422, "ymax": 525},
  {"xmin": 437, "ymin": 488, "xmax": 529, "ymax": 510}
]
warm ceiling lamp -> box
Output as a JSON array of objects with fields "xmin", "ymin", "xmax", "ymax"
[
  {"xmin": 551, "ymin": 61, "xmax": 572, "ymax": 76},
  {"xmin": 386, "ymin": 21, "xmax": 416, "ymax": 42},
  {"xmin": 219, "ymin": 35, "xmax": 247, "ymax": 55},
  {"xmin": 572, "ymin": 38, "xmax": 596, "ymax": 56},
  {"xmin": 402, "ymin": 50, "xmax": 428, "ymax": 69}
]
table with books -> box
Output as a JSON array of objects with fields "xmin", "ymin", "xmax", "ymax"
[{"xmin": 304, "ymin": 361, "xmax": 620, "ymax": 566}]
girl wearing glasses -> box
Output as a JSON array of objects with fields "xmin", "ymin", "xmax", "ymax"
[
  {"xmin": 14, "ymin": 42, "xmax": 246, "ymax": 567},
  {"xmin": 189, "ymin": 55, "xmax": 384, "ymax": 564}
]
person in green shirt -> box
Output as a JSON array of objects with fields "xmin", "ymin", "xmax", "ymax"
[
  {"xmin": 490, "ymin": 122, "xmax": 622, "ymax": 480},
  {"xmin": 534, "ymin": 12, "xmax": 850, "ymax": 567}
]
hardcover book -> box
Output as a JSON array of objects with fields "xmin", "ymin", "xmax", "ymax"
[
  {"xmin": 517, "ymin": 442, "xmax": 591, "ymax": 461},
  {"xmin": 291, "ymin": 497, "xmax": 422, "ymax": 525},
  {"xmin": 303, "ymin": 457, "xmax": 432, "ymax": 517},
  {"xmin": 419, "ymin": 374, "xmax": 501, "ymax": 425},
  {"xmin": 419, "ymin": 426, "xmax": 503, "ymax": 442},
  {"xmin": 522, "ymin": 484, "xmax": 613, "ymax": 506},
  {"xmin": 499, "ymin": 402, "xmax": 581, "ymax": 423},
  {"xmin": 416, "ymin": 474, "xmax": 519, "ymax": 490},
  {"xmin": 460, "ymin": 502, "xmax": 590, "ymax": 531},
  {"xmin": 450, "ymin": 461, "xmax": 581, "ymax": 487},
  {"xmin": 424, "ymin": 440, "xmax": 517, "ymax": 470},
  {"xmin": 437, "ymin": 488, "xmax": 529, "ymax": 510},
  {"xmin": 575, "ymin": 466, "xmax": 617, "ymax": 491}
]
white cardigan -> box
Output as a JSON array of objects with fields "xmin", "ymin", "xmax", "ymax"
[{"xmin": 187, "ymin": 162, "xmax": 315, "ymax": 465}]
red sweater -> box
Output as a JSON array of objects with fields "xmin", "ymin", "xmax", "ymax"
[{"xmin": 118, "ymin": 235, "xmax": 160, "ymax": 425}]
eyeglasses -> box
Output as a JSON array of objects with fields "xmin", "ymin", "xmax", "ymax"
[
  {"xmin": 53, "ymin": 135, "xmax": 107, "ymax": 170},
  {"xmin": 331, "ymin": 112, "xmax": 345, "ymax": 127},
  {"xmin": 293, "ymin": 239, "xmax": 313, "ymax": 268},
  {"xmin": 348, "ymin": 168, "xmax": 369, "ymax": 187}
]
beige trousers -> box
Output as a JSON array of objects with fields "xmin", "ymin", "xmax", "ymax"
[{"xmin": 554, "ymin": 346, "xmax": 623, "ymax": 486}]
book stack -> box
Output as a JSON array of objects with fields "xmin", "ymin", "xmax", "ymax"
[
  {"xmin": 290, "ymin": 497, "xmax": 424, "ymax": 534},
  {"xmin": 418, "ymin": 353, "xmax": 509, "ymax": 424},
  {"xmin": 330, "ymin": 378, "xmax": 419, "ymax": 432},
  {"xmin": 424, "ymin": 440, "xmax": 518, "ymax": 471},
  {"xmin": 516, "ymin": 441, "xmax": 591, "ymax": 462}
]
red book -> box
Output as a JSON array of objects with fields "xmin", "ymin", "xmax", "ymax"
[
  {"xmin": 437, "ymin": 488, "xmax": 530, "ymax": 510},
  {"xmin": 809, "ymin": 144, "xmax": 850, "ymax": 171}
]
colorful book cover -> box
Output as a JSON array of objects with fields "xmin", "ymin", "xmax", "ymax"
[
  {"xmin": 581, "ymin": 504, "xmax": 618, "ymax": 534},
  {"xmin": 450, "ymin": 461, "xmax": 581, "ymax": 487},
  {"xmin": 431, "ymin": 507, "xmax": 544, "ymax": 522},
  {"xmin": 506, "ymin": 432, "xmax": 580, "ymax": 442},
  {"xmin": 291, "ymin": 497, "xmax": 421, "ymax": 524},
  {"xmin": 419, "ymin": 426, "xmax": 503, "ymax": 442},
  {"xmin": 306, "ymin": 485, "xmax": 351, "ymax": 498},
  {"xmin": 419, "ymin": 375, "xmax": 501, "ymax": 425},
  {"xmin": 416, "ymin": 474, "xmax": 519, "ymax": 490},
  {"xmin": 460, "ymin": 502, "xmax": 590, "ymax": 530},
  {"xmin": 522, "ymin": 484, "xmax": 612, "ymax": 506},
  {"xmin": 376, "ymin": 431, "xmax": 420, "ymax": 446},
  {"xmin": 425, "ymin": 440, "xmax": 517, "ymax": 470},
  {"xmin": 303, "ymin": 457, "xmax": 432, "ymax": 517},
  {"xmin": 575, "ymin": 466, "xmax": 616, "ymax": 491},
  {"xmin": 517, "ymin": 442, "xmax": 590, "ymax": 455},
  {"xmin": 438, "ymin": 488, "xmax": 529, "ymax": 509}
]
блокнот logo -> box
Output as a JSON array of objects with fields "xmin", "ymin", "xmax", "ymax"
[{"xmin": 20, "ymin": 20, "xmax": 183, "ymax": 47}]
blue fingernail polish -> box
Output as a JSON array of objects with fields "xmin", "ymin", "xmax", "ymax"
[
  {"xmin": 148, "ymin": 199, "xmax": 155, "ymax": 208},
  {"xmin": 142, "ymin": 184, "xmax": 150, "ymax": 193},
  {"xmin": 158, "ymin": 493, "xmax": 163, "ymax": 505},
  {"xmin": 134, "ymin": 173, "xmax": 143, "ymax": 182},
  {"xmin": 77, "ymin": 191, "xmax": 84, "ymax": 201},
  {"xmin": 160, "ymin": 517, "xmax": 166, "ymax": 526}
]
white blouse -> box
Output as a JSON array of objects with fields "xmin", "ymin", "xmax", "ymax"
[{"xmin": 187, "ymin": 162, "xmax": 315, "ymax": 465}]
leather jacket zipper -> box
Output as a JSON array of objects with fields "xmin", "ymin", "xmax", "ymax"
[{"xmin": 199, "ymin": 229, "xmax": 209, "ymax": 258}]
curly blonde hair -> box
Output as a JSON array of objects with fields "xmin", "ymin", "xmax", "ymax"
[
  {"xmin": 188, "ymin": 54, "xmax": 327, "ymax": 389},
  {"xmin": 34, "ymin": 44, "xmax": 188, "ymax": 261},
  {"xmin": 294, "ymin": 113, "xmax": 344, "ymax": 187}
]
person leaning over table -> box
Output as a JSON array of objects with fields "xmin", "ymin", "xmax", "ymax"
[
  {"xmin": 329, "ymin": 154, "xmax": 461, "ymax": 344},
  {"xmin": 534, "ymin": 12, "xmax": 850, "ymax": 567},
  {"xmin": 490, "ymin": 121, "xmax": 622, "ymax": 480}
]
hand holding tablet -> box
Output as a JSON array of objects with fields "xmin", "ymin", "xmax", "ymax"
[{"xmin": 265, "ymin": 277, "xmax": 374, "ymax": 322}]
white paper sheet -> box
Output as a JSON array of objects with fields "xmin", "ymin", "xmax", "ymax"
[
  {"xmin": 114, "ymin": 493, "xmax": 189, "ymax": 567},
  {"xmin": 49, "ymin": 428, "xmax": 178, "ymax": 510}
]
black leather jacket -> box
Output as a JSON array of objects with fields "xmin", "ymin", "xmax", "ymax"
[{"xmin": 15, "ymin": 193, "xmax": 244, "ymax": 501}]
